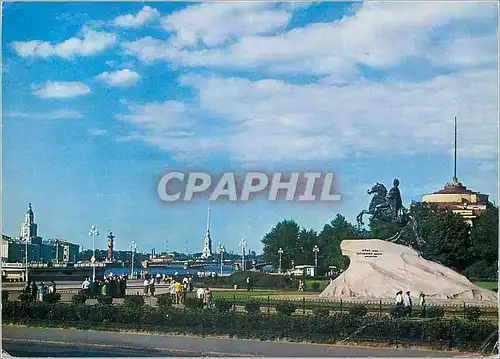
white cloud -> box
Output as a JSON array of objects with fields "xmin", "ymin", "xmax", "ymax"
[
  {"xmin": 89, "ymin": 128, "xmax": 107, "ymax": 136},
  {"xmin": 117, "ymin": 69, "xmax": 497, "ymax": 164},
  {"xmin": 124, "ymin": 1, "xmax": 496, "ymax": 79},
  {"xmin": 7, "ymin": 109, "xmax": 84, "ymax": 120},
  {"xmin": 12, "ymin": 27, "xmax": 117, "ymax": 59},
  {"xmin": 161, "ymin": 3, "xmax": 291, "ymax": 48},
  {"xmin": 112, "ymin": 6, "xmax": 160, "ymax": 28},
  {"xmin": 117, "ymin": 100, "xmax": 193, "ymax": 133},
  {"xmin": 96, "ymin": 69, "xmax": 141, "ymax": 87},
  {"xmin": 33, "ymin": 81, "xmax": 91, "ymax": 99}
]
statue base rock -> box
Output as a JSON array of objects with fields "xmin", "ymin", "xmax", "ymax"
[{"xmin": 319, "ymin": 239, "xmax": 497, "ymax": 302}]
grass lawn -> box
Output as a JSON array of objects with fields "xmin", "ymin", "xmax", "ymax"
[{"xmin": 473, "ymin": 281, "xmax": 498, "ymax": 291}]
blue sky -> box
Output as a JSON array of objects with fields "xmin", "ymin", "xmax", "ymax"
[{"xmin": 2, "ymin": 2, "xmax": 498, "ymax": 255}]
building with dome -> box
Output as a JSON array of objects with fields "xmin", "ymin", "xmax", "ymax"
[{"xmin": 20, "ymin": 203, "xmax": 38, "ymax": 243}]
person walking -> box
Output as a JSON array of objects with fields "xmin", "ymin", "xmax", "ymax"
[
  {"xmin": 419, "ymin": 293, "xmax": 426, "ymax": 317},
  {"xmin": 204, "ymin": 287, "xmax": 212, "ymax": 308},
  {"xmin": 246, "ymin": 276, "xmax": 251, "ymax": 292},
  {"xmin": 395, "ymin": 291, "xmax": 403, "ymax": 306},
  {"xmin": 143, "ymin": 277, "xmax": 150, "ymax": 296},
  {"xmin": 403, "ymin": 291, "xmax": 412, "ymax": 316},
  {"xmin": 30, "ymin": 281, "xmax": 38, "ymax": 302},
  {"xmin": 38, "ymin": 282, "xmax": 45, "ymax": 302},
  {"xmin": 149, "ymin": 277, "xmax": 156, "ymax": 297},
  {"xmin": 170, "ymin": 281, "xmax": 177, "ymax": 304},
  {"xmin": 82, "ymin": 278, "xmax": 90, "ymax": 296}
]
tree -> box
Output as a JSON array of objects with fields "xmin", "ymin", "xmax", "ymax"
[
  {"xmin": 465, "ymin": 205, "xmax": 499, "ymax": 279},
  {"xmin": 420, "ymin": 211, "xmax": 472, "ymax": 272},
  {"xmin": 318, "ymin": 214, "xmax": 363, "ymax": 273},
  {"xmin": 262, "ymin": 220, "xmax": 300, "ymax": 270}
]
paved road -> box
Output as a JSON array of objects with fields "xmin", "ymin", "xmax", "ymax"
[{"xmin": 3, "ymin": 326, "xmax": 462, "ymax": 357}]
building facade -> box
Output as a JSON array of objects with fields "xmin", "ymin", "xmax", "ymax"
[{"xmin": 20, "ymin": 203, "xmax": 38, "ymax": 243}]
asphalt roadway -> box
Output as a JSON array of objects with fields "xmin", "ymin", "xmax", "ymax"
[{"xmin": 2, "ymin": 326, "xmax": 464, "ymax": 357}]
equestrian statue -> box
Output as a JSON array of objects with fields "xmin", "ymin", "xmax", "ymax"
[{"xmin": 356, "ymin": 178, "xmax": 425, "ymax": 253}]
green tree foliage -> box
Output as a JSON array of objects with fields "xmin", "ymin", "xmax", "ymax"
[
  {"xmin": 318, "ymin": 214, "xmax": 364, "ymax": 273},
  {"xmin": 262, "ymin": 220, "xmax": 301, "ymax": 270}
]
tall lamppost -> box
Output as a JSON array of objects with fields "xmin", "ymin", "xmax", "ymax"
[
  {"xmin": 278, "ymin": 247, "xmax": 283, "ymax": 274},
  {"xmin": 313, "ymin": 245, "xmax": 320, "ymax": 277},
  {"xmin": 217, "ymin": 243, "xmax": 225, "ymax": 276},
  {"xmin": 239, "ymin": 239, "xmax": 247, "ymax": 271},
  {"xmin": 88, "ymin": 225, "xmax": 99, "ymax": 282},
  {"xmin": 130, "ymin": 241, "xmax": 137, "ymax": 279}
]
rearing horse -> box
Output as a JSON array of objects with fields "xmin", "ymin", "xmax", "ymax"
[{"xmin": 356, "ymin": 182, "xmax": 391, "ymax": 226}]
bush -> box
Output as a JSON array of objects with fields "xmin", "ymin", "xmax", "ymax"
[
  {"xmin": 276, "ymin": 302, "xmax": 297, "ymax": 316},
  {"xmin": 123, "ymin": 295, "xmax": 144, "ymax": 309},
  {"xmin": 156, "ymin": 294, "xmax": 172, "ymax": 308},
  {"xmin": 312, "ymin": 307, "xmax": 329, "ymax": 317},
  {"xmin": 184, "ymin": 297, "xmax": 204, "ymax": 309},
  {"xmin": 44, "ymin": 292, "xmax": 61, "ymax": 305},
  {"xmin": 389, "ymin": 305, "xmax": 405, "ymax": 319},
  {"xmin": 72, "ymin": 293, "xmax": 88, "ymax": 305},
  {"xmin": 310, "ymin": 282, "xmax": 321, "ymax": 292},
  {"xmin": 96, "ymin": 295, "xmax": 113, "ymax": 305},
  {"xmin": 18, "ymin": 292, "xmax": 32, "ymax": 303},
  {"xmin": 244, "ymin": 301, "xmax": 260, "ymax": 313},
  {"xmin": 465, "ymin": 306, "xmax": 482, "ymax": 321},
  {"xmin": 348, "ymin": 304, "xmax": 368, "ymax": 318},
  {"xmin": 214, "ymin": 300, "xmax": 232, "ymax": 313},
  {"xmin": 2, "ymin": 290, "xmax": 9, "ymax": 303},
  {"xmin": 426, "ymin": 306, "xmax": 445, "ymax": 319}
]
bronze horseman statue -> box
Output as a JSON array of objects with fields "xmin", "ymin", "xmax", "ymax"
[{"xmin": 356, "ymin": 178, "xmax": 424, "ymax": 253}]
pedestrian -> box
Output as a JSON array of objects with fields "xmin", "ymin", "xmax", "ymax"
[
  {"xmin": 395, "ymin": 291, "xmax": 403, "ymax": 306},
  {"xmin": 419, "ymin": 293, "xmax": 426, "ymax": 317},
  {"xmin": 38, "ymin": 282, "xmax": 45, "ymax": 302},
  {"xmin": 30, "ymin": 281, "xmax": 38, "ymax": 302},
  {"xmin": 149, "ymin": 277, "xmax": 156, "ymax": 297},
  {"xmin": 50, "ymin": 281, "xmax": 57, "ymax": 294},
  {"xmin": 101, "ymin": 279, "xmax": 108, "ymax": 296},
  {"xmin": 170, "ymin": 281, "xmax": 177, "ymax": 304},
  {"xmin": 143, "ymin": 277, "xmax": 149, "ymax": 296},
  {"xmin": 403, "ymin": 291, "xmax": 412, "ymax": 316},
  {"xmin": 246, "ymin": 276, "xmax": 251, "ymax": 292},
  {"xmin": 188, "ymin": 276, "xmax": 194, "ymax": 292},
  {"xmin": 175, "ymin": 280, "xmax": 182, "ymax": 304},
  {"xmin": 196, "ymin": 286, "xmax": 205, "ymax": 300},
  {"xmin": 156, "ymin": 273, "xmax": 161, "ymax": 284},
  {"xmin": 298, "ymin": 279, "xmax": 303, "ymax": 292},
  {"xmin": 204, "ymin": 287, "xmax": 212, "ymax": 308}
]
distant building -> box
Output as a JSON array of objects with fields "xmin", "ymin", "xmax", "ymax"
[
  {"xmin": 20, "ymin": 203, "xmax": 38, "ymax": 243},
  {"xmin": 51, "ymin": 239, "xmax": 79, "ymax": 263},
  {"xmin": 422, "ymin": 117, "xmax": 489, "ymax": 225}
]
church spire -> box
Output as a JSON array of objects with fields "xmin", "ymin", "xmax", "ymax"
[
  {"xmin": 201, "ymin": 203, "xmax": 213, "ymax": 258},
  {"xmin": 206, "ymin": 203, "xmax": 211, "ymax": 234}
]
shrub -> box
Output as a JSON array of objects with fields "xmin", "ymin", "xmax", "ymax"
[
  {"xmin": 156, "ymin": 294, "xmax": 172, "ymax": 308},
  {"xmin": 72, "ymin": 293, "xmax": 88, "ymax": 305},
  {"xmin": 184, "ymin": 297, "xmax": 204, "ymax": 309},
  {"xmin": 426, "ymin": 306, "xmax": 445, "ymax": 319},
  {"xmin": 44, "ymin": 292, "xmax": 61, "ymax": 305},
  {"xmin": 123, "ymin": 295, "xmax": 144, "ymax": 309},
  {"xmin": 348, "ymin": 304, "xmax": 368, "ymax": 318},
  {"xmin": 2, "ymin": 290, "xmax": 9, "ymax": 303},
  {"xmin": 18, "ymin": 292, "xmax": 32, "ymax": 303},
  {"xmin": 312, "ymin": 307, "xmax": 329, "ymax": 317},
  {"xmin": 465, "ymin": 306, "xmax": 482, "ymax": 321},
  {"xmin": 311, "ymin": 282, "xmax": 321, "ymax": 292},
  {"xmin": 96, "ymin": 295, "xmax": 113, "ymax": 305},
  {"xmin": 389, "ymin": 305, "xmax": 405, "ymax": 319},
  {"xmin": 244, "ymin": 301, "xmax": 260, "ymax": 313},
  {"xmin": 276, "ymin": 302, "xmax": 297, "ymax": 316},
  {"xmin": 215, "ymin": 300, "xmax": 232, "ymax": 313}
]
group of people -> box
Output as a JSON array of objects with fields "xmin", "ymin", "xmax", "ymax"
[
  {"xmin": 195, "ymin": 286, "xmax": 213, "ymax": 307},
  {"xmin": 24, "ymin": 280, "xmax": 57, "ymax": 302},
  {"xmin": 81, "ymin": 274, "xmax": 127, "ymax": 298},
  {"xmin": 395, "ymin": 290, "xmax": 426, "ymax": 316}
]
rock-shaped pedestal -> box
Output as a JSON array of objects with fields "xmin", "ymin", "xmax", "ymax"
[{"xmin": 319, "ymin": 239, "xmax": 497, "ymax": 301}]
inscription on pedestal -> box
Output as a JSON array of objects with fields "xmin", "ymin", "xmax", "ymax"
[{"xmin": 355, "ymin": 248, "xmax": 383, "ymax": 258}]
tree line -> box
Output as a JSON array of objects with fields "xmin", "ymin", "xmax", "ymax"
[{"xmin": 261, "ymin": 202, "xmax": 498, "ymax": 279}]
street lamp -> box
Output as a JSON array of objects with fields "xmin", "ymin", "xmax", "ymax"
[
  {"xmin": 130, "ymin": 241, "xmax": 137, "ymax": 279},
  {"xmin": 313, "ymin": 245, "xmax": 320, "ymax": 276},
  {"xmin": 88, "ymin": 225, "xmax": 99, "ymax": 282},
  {"xmin": 239, "ymin": 239, "xmax": 247, "ymax": 271},
  {"xmin": 217, "ymin": 243, "xmax": 225, "ymax": 276},
  {"xmin": 278, "ymin": 247, "xmax": 284, "ymax": 274},
  {"xmin": 24, "ymin": 240, "xmax": 29, "ymax": 283}
]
